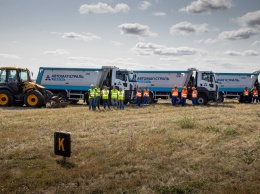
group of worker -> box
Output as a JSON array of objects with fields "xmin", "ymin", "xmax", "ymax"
[
  {"xmin": 86, "ymin": 84, "xmax": 258, "ymax": 111},
  {"xmin": 86, "ymin": 84, "xmax": 125, "ymax": 111},
  {"xmin": 243, "ymin": 86, "xmax": 259, "ymax": 103},
  {"xmin": 172, "ymin": 85, "xmax": 198, "ymax": 107}
]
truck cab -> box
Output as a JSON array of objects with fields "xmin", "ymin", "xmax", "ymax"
[{"xmin": 193, "ymin": 71, "xmax": 218, "ymax": 104}]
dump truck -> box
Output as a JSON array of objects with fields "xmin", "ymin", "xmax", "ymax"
[
  {"xmin": 36, "ymin": 66, "xmax": 136, "ymax": 104},
  {"xmin": 133, "ymin": 68, "xmax": 218, "ymax": 105},
  {"xmin": 0, "ymin": 67, "xmax": 53, "ymax": 107},
  {"xmin": 215, "ymin": 71, "xmax": 260, "ymax": 102}
]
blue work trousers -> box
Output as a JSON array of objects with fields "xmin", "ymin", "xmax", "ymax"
[
  {"xmin": 103, "ymin": 99, "xmax": 110, "ymax": 109},
  {"xmin": 252, "ymin": 96, "xmax": 259, "ymax": 103},
  {"xmin": 181, "ymin": 98, "xmax": 187, "ymax": 106},
  {"xmin": 172, "ymin": 96, "xmax": 177, "ymax": 106},
  {"xmin": 192, "ymin": 98, "xmax": 197, "ymax": 106},
  {"xmin": 143, "ymin": 97, "xmax": 149, "ymax": 105},
  {"xmin": 88, "ymin": 98, "xmax": 95, "ymax": 110},
  {"xmin": 137, "ymin": 97, "xmax": 142, "ymax": 107},
  {"xmin": 95, "ymin": 96, "xmax": 101, "ymax": 109},
  {"xmin": 118, "ymin": 100, "xmax": 124, "ymax": 109},
  {"xmin": 111, "ymin": 99, "xmax": 118, "ymax": 109}
]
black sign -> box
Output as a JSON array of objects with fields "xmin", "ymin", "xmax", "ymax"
[{"xmin": 54, "ymin": 132, "xmax": 71, "ymax": 157}]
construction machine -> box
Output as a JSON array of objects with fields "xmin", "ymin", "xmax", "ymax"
[{"xmin": 0, "ymin": 67, "xmax": 53, "ymax": 107}]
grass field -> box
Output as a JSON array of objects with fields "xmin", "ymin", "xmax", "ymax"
[{"xmin": 0, "ymin": 100, "xmax": 260, "ymax": 194}]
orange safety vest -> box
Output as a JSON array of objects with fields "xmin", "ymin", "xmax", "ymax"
[
  {"xmin": 136, "ymin": 90, "xmax": 142, "ymax": 98},
  {"xmin": 172, "ymin": 89, "xmax": 178, "ymax": 97},
  {"xmin": 243, "ymin": 89, "xmax": 249, "ymax": 96},
  {"xmin": 252, "ymin": 89, "xmax": 258, "ymax": 97},
  {"xmin": 192, "ymin": 90, "xmax": 198, "ymax": 98},
  {"xmin": 143, "ymin": 89, "xmax": 149, "ymax": 97},
  {"xmin": 181, "ymin": 89, "xmax": 188, "ymax": 98}
]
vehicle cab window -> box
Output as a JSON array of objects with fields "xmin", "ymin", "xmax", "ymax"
[
  {"xmin": 0, "ymin": 69, "xmax": 7, "ymax": 83},
  {"xmin": 8, "ymin": 70, "xmax": 18, "ymax": 83},
  {"xmin": 19, "ymin": 70, "xmax": 30, "ymax": 82}
]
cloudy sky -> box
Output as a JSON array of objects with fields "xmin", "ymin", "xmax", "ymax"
[{"xmin": 1, "ymin": 0, "xmax": 260, "ymax": 77}]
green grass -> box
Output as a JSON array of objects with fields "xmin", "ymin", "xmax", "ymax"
[{"xmin": 0, "ymin": 100, "xmax": 260, "ymax": 193}]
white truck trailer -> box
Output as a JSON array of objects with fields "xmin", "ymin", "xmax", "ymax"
[
  {"xmin": 215, "ymin": 72, "xmax": 260, "ymax": 102},
  {"xmin": 133, "ymin": 68, "xmax": 218, "ymax": 105},
  {"xmin": 36, "ymin": 66, "xmax": 136, "ymax": 104}
]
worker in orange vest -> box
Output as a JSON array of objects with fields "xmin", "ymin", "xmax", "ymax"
[
  {"xmin": 252, "ymin": 86, "xmax": 259, "ymax": 104},
  {"xmin": 181, "ymin": 86, "xmax": 188, "ymax": 106},
  {"xmin": 191, "ymin": 86, "xmax": 198, "ymax": 106},
  {"xmin": 143, "ymin": 86, "xmax": 149, "ymax": 106},
  {"xmin": 243, "ymin": 87, "xmax": 250, "ymax": 103},
  {"xmin": 136, "ymin": 86, "xmax": 142, "ymax": 107},
  {"xmin": 171, "ymin": 85, "xmax": 178, "ymax": 106}
]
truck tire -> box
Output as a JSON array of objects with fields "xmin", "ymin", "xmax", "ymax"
[
  {"xmin": 148, "ymin": 93, "xmax": 154, "ymax": 104},
  {"xmin": 24, "ymin": 90, "xmax": 44, "ymax": 108},
  {"xmin": 0, "ymin": 90, "xmax": 14, "ymax": 106},
  {"xmin": 197, "ymin": 95, "xmax": 208, "ymax": 105},
  {"xmin": 217, "ymin": 93, "xmax": 224, "ymax": 103}
]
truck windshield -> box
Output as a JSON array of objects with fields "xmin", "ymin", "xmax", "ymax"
[
  {"xmin": 202, "ymin": 72, "xmax": 215, "ymax": 83},
  {"xmin": 128, "ymin": 72, "xmax": 136, "ymax": 82}
]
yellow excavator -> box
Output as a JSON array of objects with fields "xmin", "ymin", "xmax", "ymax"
[{"xmin": 0, "ymin": 67, "xmax": 53, "ymax": 107}]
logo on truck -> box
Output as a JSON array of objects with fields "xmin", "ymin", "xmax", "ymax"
[
  {"xmin": 137, "ymin": 77, "xmax": 169, "ymax": 83},
  {"xmin": 45, "ymin": 74, "xmax": 84, "ymax": 81}
]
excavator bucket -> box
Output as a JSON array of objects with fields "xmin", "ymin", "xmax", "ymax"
[{"xmin": 46, "ymin": 96, "xmax": 71, "ymax": 108}]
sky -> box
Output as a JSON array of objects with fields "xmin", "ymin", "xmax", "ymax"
[{"xmin": 0, "ymin": 0, "xmax": 260, "ymax": 77}]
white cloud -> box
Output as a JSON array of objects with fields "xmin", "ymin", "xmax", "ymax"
[
  {"xmin": 235, "ymin": 10, "xmax": 260, "ymax": 28},
  {"xmin": 62, "ymin": 32, "xmax": 101, "ymax": 41},
  {"xmin": 118, "ymin": 23, "xmax": 157, "ymax": 37},
  {"xmin": 152, "ymin": 12, "xmax": 166, "ymax": 16},
  {"xmin": 79, "ymin": 3, "xmax": 130, "ymax": 14},
  {"xmin": 180, "ymin": 0, "xmax": 232, "ymax": 14},
  {"xmin": 68, "ymin": 57, "xmax": 96, "ymax": 61},
  {"xmin": 0, "ymin": 53, "xmax": 22, "ymax": 59},
  {"xmin": 194, "ymin": 38, "xmax": 218, "ymax": 44},
  {"xmin": 243, "ymin": 50, "xmax": 259, "ymax": 56},
  {"xmin": 138, "ymin": 1, "xmax": 151, "ymax": 10},
  {"xmin": 252, "ymin": 41, "xmax": 260, "ymax": 46},
  {"xmin": 170, "ymin": 22, "xmax": 209, "ymax": 35},
  {"xmin": 225, "ymin": 50, "xmax": 259, "ymax": 56},
  {"xmin": 218, "ymin": 28, "xmax": 258, "ymax": 40},
  {"xmin": 111, "ymin": 41, "xmax": 122, "ymax": 46},
  {"xmin": 225, "ymin": 50, "xmax": 242, "ymax": 56},
  {"xmin": 131, "ymin": 42, "xmax": 207, "ymax": 56},
  {"xmin": 44, "ymin": 49, "xmax": 69, "ymax": 55},
  {"xmin": 160, "ymin": 57, "xmax": 180, "ymax": 61}
]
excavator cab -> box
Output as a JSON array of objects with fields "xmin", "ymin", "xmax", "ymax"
[{"xmin": 0, "ymin": 67, "xmax": 52, "ymax": 107}]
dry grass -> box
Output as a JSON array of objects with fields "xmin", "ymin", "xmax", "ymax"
[{"xmin": 0, "ymin": 100, "xmax": 260, "ymax": 194}]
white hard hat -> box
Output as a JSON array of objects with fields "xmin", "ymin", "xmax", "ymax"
[{"xmin": 90, "ymin": 84, "xmax": 94, "ymax": 87}]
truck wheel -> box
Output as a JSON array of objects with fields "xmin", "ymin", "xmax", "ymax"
[
  {"xmin": 124, "ymin": 100, "xmax": 129, "ymax": 105},
  {"xmin": 217, "ymin": 93, "xmax": 224, "ymax": 103},
  {"xmin": 148, "ymin": 93, "xmax": 154, "ymax": 104},
  {"xmin": 24, "ymin": 90, "xmax": 44, "ymax": 108},
  {"xmin": 0, "ymin": 90, "xmax": 14, "ymax": 106},
  {"xmin": 197, "ymin": 95, "xmax": 208, "ymax": 105}
]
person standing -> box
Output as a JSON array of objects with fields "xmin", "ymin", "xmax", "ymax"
[
  {"xmin": 243, "ymin": 87, "xmax": 250, "ymax": 103},
  {"xmin": 136, "ymin": 86, "xmax": 142, "ymax": 107},
  {"xmin": 143, "ymin": 86, "xmax": 149, "ymax": 106},
  {"xmin": 252, "ymin": 86, "xmax": 259, "ymax": 104},
  {"xmin": 95, "ymin": 84, "xmax": 101, "ymax": 110},
  {"xmin": 191, "ymin": 86, "xmax": 198, "ymax": 106},
  {"xmin": 111, "ymin": 85, "xmax": 118, "ymax": 109},
  {"xmin": 88, "ymin": 84, "xmax": 96, "ymax": 110},
  {"xmin": 171, "ymin": 85, "xmax": 178, "ymax": 106},
  {"xmin": 118, "ymin": 87, "xmax": 125, "ymax": 110},
  {"xmin": 102, "ymin": 85, "xmax": 110, "ymax": 110},
  {"xmin": 181, "ymin": 86, "xmax": 188, "ymax": 107}
]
